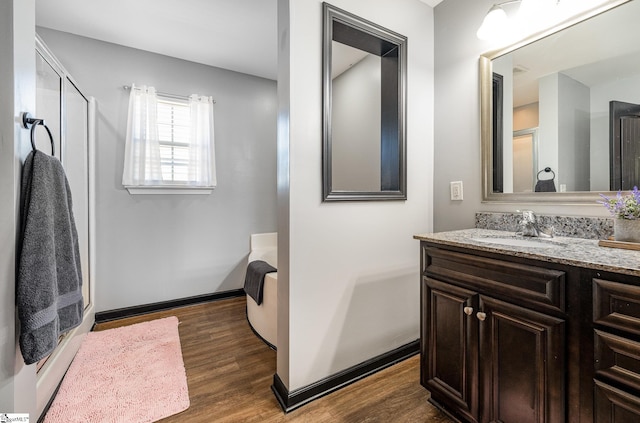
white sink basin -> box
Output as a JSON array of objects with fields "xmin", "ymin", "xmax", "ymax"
[{"xmin": 470, "ymin": 236, "xmax": 563, "ymax": 249}]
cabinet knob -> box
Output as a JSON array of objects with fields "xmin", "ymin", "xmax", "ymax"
[
  {"xmin": 477, "ymin": 312, "xmax": 487, "ymax": 321},
  {"xmin": 463, "ymin": 307, "xmax": 474, "ymax": 316}
]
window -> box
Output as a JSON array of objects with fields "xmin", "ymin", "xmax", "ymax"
[
  {"xmin": 157, "ymin": 98, "xmax": 190, "ymax": 183},
  {"xmin": 122, "ymin": 84, "xmax": 216, "ymax": 194}
]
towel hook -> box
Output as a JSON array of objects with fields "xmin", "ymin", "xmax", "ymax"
[
  {"xmin": 21, "ymin": 112, "xmax": 55, "ymax": 156},
  {"xmin": 536, "ymin": 167, "xmax": 555, "ymax": 181}
]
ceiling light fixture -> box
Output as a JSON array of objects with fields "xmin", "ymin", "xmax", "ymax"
[
  {"xmin": 477, "ymin": 0, "xmax": 562, "ymax": 41},
  {"xmin": 476, "ymin": 0, "xmax": 521, "ymax": 41}
]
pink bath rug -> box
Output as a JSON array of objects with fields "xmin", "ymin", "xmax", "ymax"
[{"xmin": 44, "ymin": 316, "xmax": 190, "ymax": 423}]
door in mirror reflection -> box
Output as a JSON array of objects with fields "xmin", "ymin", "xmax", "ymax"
[
  {"xmin": 513, "ymin": 129, "xmax": 537, "ymax": 193},
  {"xmin": 610, "ymin": 100, "xmax": 640, "ymax": 190}
]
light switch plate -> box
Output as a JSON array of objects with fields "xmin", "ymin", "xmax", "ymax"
[{"xmin": 450, "ymin": 181, "xmax": 463, "ymax": 201}]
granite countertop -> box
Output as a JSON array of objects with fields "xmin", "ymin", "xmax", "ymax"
[{"xmin": 414, "ymin": 228, "xmax": 640, "ymax": 277}]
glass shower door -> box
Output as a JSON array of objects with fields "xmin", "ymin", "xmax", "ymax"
[
  {"xmin": 64, "ymin": 77, "xmax": 90, "ymax": 308},
  {"xmin": 34, "ymin": 35, "xmax": 95, "ymax": 417},
  {"xmin": 35, "ymin": 50, "xmax": 61, "ymax": 159}
]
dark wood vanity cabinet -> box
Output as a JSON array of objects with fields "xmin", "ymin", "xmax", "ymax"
[
  {"xmin": 420, "ymin": 243, "xmax": 575, "ymax": 423},
  {"xmin": 424, "ymin": 277, "xmax": 565, "ymax": 423},
  {"xmin": 418, "ymin": 233, "xmax": 640, "ymax": 423},
  {"xmin": 592, "ymin": 275, "xmax": 640, "ymax": 422}
]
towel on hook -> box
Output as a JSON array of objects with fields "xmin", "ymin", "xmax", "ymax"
[
  {"xmin": 244, "ymin": 260, "xmax": 276, "ymax": 305},
  {"xmin": 534, "ymin": 179, "xmax": 556, "ymax": 192},
  {"xmin": 17, "ymin": 150, "xmax": 84, "ymax": 365}
]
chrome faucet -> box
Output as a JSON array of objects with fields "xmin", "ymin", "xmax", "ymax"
[{"xmin": 519, "ymin": 210, "xmax": 553, "ymax": 238}]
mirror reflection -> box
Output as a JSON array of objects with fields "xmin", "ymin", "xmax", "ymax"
[
  {"xmin": 331, "ymin": 42, "xmax": 381, "ymax": 191},
  {"xmin": 323, "ymin": 3, "xmax": 407, "ymax": 201},
  {"xmin": 485, "ymin": 0, "xmax": 639, "ymax": 199}
]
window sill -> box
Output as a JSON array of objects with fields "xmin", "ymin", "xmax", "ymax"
[{"xmin": 124, "ymin": 185, "xmax": 215, "ymax": 195}]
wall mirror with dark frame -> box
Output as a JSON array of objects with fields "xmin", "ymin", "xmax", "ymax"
[
  {"xmin": 322, "ymin": 3, "xmax": 407, "ymax": 201},
  {"xmin": 481, "ymin": 0, "xmax": 638, "ymax": 203}
]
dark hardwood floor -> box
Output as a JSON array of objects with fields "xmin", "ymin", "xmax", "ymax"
[{"xmin": 94, "ymin": 297, "xmax": 453, "ymax": 422}]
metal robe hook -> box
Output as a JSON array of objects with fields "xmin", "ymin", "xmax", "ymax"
[
  {"xmin": 20, "ymin": 112, "xmax": 56, "ymax": 156},
  {"xmin": 21, "ymin": 112, "xmax": 43, "ymax": 129}
]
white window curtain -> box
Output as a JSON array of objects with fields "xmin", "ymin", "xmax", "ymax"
[
  {"xmin": 122, "ymin": 84, "xmax": 217, "ymax": 190},
  {"xmin": 122, "ymin": 84, "xmax": 163, "ymax": 186},
  {"xmin": 188, "ymin": 94, "xmax": 217, "ymax": 187}
]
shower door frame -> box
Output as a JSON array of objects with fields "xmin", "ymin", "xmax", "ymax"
[{"xmin": 33, "ymin": 34, "xmax": 96, "ymax": 418}]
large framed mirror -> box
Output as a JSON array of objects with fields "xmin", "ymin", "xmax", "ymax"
[
  {"xmin": 481, "ymin": 0, "xmax": 636, "ymax": 203},
  {"xmin": 322, "ymin": 3, "xmax": 407, "ymax": 201}
]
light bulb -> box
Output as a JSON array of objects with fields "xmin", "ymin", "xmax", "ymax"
[{"xmin": 477, "ymin": 5, "xmax": 510, "ymax": 41}]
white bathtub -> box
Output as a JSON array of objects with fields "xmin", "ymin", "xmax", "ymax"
[{"xmin": 246, "ymin": 232, "xmax": 277, "ymax": 349}]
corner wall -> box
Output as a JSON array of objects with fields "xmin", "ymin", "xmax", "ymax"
[
  {"xmin": 279, "ymin": 0, "xmax": 433, "ymax": 391},
  {"xmin": 37, "ymin": 28, "xmax": 278, "ymax": 312}
]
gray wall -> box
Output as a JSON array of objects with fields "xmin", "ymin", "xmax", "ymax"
[
  {"xmin": 332, "ymin": 55, "xmax": 381, "ymax": 191},
  {"xmin": 37, "ymin": 28, "xmax": 277, "ymax": 312},
  {"xmin": 433, "ymin": 0, "xmax": 610, "ymax": 232}
]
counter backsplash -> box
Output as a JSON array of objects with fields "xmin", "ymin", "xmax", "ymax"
[{"xmin": 475, "ymin": 212, "xmax": 613, "ymax": 240}]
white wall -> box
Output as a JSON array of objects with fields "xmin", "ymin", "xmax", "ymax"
[
  {"xmin": 557, "ymin": 73, "xmax": 590, "ymax": 192},
  {"xmin": 37, "ymin": 28, "xmax": 277, "ymax": 312},
  {"xmin": 539, "ymin": 74, "xmax": 560, "ymax": 186},
  {"xmin": 527, "ymin": 72, "xmax": 591, "ymax": 192},
  {"xmin": 278, "ymin": 0, "xmax": 433, "ymax": 390},
  {"xmin": 433, "ymin": 0, "xmax": 614, "ymax": 232},
  {"xmin": 0, "ymin": 0, "xmax": 38, "ymax": 415}
]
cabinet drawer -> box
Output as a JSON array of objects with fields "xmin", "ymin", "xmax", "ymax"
[
  {"xmin": 595, "ymin": 330, "xmax": 640, "ymax": 394},
  {"xmin": 424, "ymin": 247, "xmax": 565, "ymax": 313},
  {"xmin": 594, "ymin": 279, "xmax": 640, "ymax": 335},
  {"xmin": 594, "ymin": 380, "xmax": 640, "ymax": 422}
]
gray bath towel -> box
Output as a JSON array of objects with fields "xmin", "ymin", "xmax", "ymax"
[
  {"xmin": 244, "ymin": 260, "xmax": 276, "ymax": 305},
  {"xmin": 534, "ymin": 179, "xmax": 556, "ymax": 192},
  {"xmin": 17, "ymin": 150, "xmax": 84, "ymax": 365}
]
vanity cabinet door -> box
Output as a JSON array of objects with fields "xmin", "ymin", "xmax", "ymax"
[
  {"xmin": 594, "ymin": 380, "xmax": 640, "ymax": 423},
  {"xmin": 423, "ymin": 277, "xmax": 480, "ymax": 423},
  {"xmin": 479, "ymin": 296, "xmax": 565, "ymax": 423}
]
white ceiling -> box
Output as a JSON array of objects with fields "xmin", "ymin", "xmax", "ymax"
[
  {"xmin": 420, "ymin": 0, "xmax": 444, "ymax": 6},
  {"xmin": 35, "ymin": 0, "xmax": 441, "ymax": 81}
]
